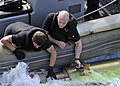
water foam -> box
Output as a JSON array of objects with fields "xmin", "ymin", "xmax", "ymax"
[{"xmin": 0, "ymin": 62, "xmax": 120, "ymax": 86}]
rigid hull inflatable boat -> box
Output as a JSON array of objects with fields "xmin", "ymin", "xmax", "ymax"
[
  {"xmin": 0, "ymin": 14, "xmax": 120, "ymax": 73},
  {"xmin": 0, "ymin": 0, "xmax": 120, "ymax": 73}
]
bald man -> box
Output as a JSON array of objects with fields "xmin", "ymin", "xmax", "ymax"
[{"xmin": 42, "ymin": 10, "xmax": 82, "ymax": 69}]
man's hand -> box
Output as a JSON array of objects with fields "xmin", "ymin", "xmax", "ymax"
[
  {"xmin": 13, "ymin": 48, "xmax": 25, "ymax": 60},
  {"xmin": 47, "ymin": 35, "xmax": 66, "ymax": 49},
  {"xmin": 46, "ymin": 66, "xmax": 57, "ymax": 79},
  {"xmin": 57, "ymin": 41, "xmax": 66, "ymax": 49},
  {"xmin": 75, "ymin": 58, "xmax": 81, "ymax": 68}
]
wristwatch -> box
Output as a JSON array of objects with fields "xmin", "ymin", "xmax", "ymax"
[{"xmin": 75, "ymin": 58, "xmax": 80, "ymax": 61}]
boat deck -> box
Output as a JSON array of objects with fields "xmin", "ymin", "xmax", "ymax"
[{"xmin": 100, "ymin": 0, "xmax": 120, "ymax": 15}]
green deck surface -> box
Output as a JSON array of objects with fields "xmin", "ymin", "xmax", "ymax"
[{"xmin": 67, "ymin": 60, "xmax": 120, "ymax": 83}]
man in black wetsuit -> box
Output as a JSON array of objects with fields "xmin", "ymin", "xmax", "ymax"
[{"xmin": 1, "ymin": 22, "xmax": 57, "ymax": 79}]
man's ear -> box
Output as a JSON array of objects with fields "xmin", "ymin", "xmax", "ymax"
[
  {"xmin": 56, "ymin": 12, "xmax": 59, "ymax": 18},
  {"xmin": 32, "ymin": 37, "xmax": 34, "ymax": 42},
  {"xmin": 57, "ymin": 15, "xmax": 59, "ymax": 22},
  {"xmin": 57, "ymin": 11, "xmax": 59, "ymax": 15}
]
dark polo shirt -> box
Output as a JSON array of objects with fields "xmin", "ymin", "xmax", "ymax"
[
  {"xmin": 5, "ymin": 22, "xmax": 52, "ymax": 51},
  {"xmin": 42, "ymin": 13, "xmax": 80, "ymax": 42}
]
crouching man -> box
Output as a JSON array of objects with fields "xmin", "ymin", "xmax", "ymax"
[
  {"xmin": 43, "ymin": 10, "xmax": 82, "ymax": 68},
  {"xmin": 1, "ymin": 22, "xmax": 57, "ymax": 79}
]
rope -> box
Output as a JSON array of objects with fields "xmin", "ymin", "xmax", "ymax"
[{"xmin": 77, "ymin": 0, "xmax": 117, "ymax": 20}]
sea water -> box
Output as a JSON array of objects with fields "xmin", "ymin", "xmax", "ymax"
[
  {"xmin": 0, "ymin": 51, "xmax": 120, "ymax": 86},
  {"xmin": 0, "ymin": 62, "xmax": 120, "ymax": 86}
]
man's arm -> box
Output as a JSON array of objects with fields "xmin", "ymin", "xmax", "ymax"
[
  {"xmin": 46, "ymin": 45, "xmax": 57, "ymax": 79},
  {"xmin": 75, "ymin": 39, "xmax": 82, "ymax": 68},
  {"xmin": 1, "ymin": 35, "xmax": 25, "ymax": 60},
  {"xmin": 48, "ymin": 35, "xmax": 66, "ymax": 49},
  {"xmin": 1, "ymin": 35, "xmax": 16, "ymax": 51},
  {"xmin": 47, "ymin": 45, "xmax": 57, "ymax": 67}
]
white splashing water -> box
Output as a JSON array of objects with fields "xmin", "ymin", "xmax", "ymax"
[{"xmin": 0, "ymin": 62, "xmax": 120, "ymax": 86}]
